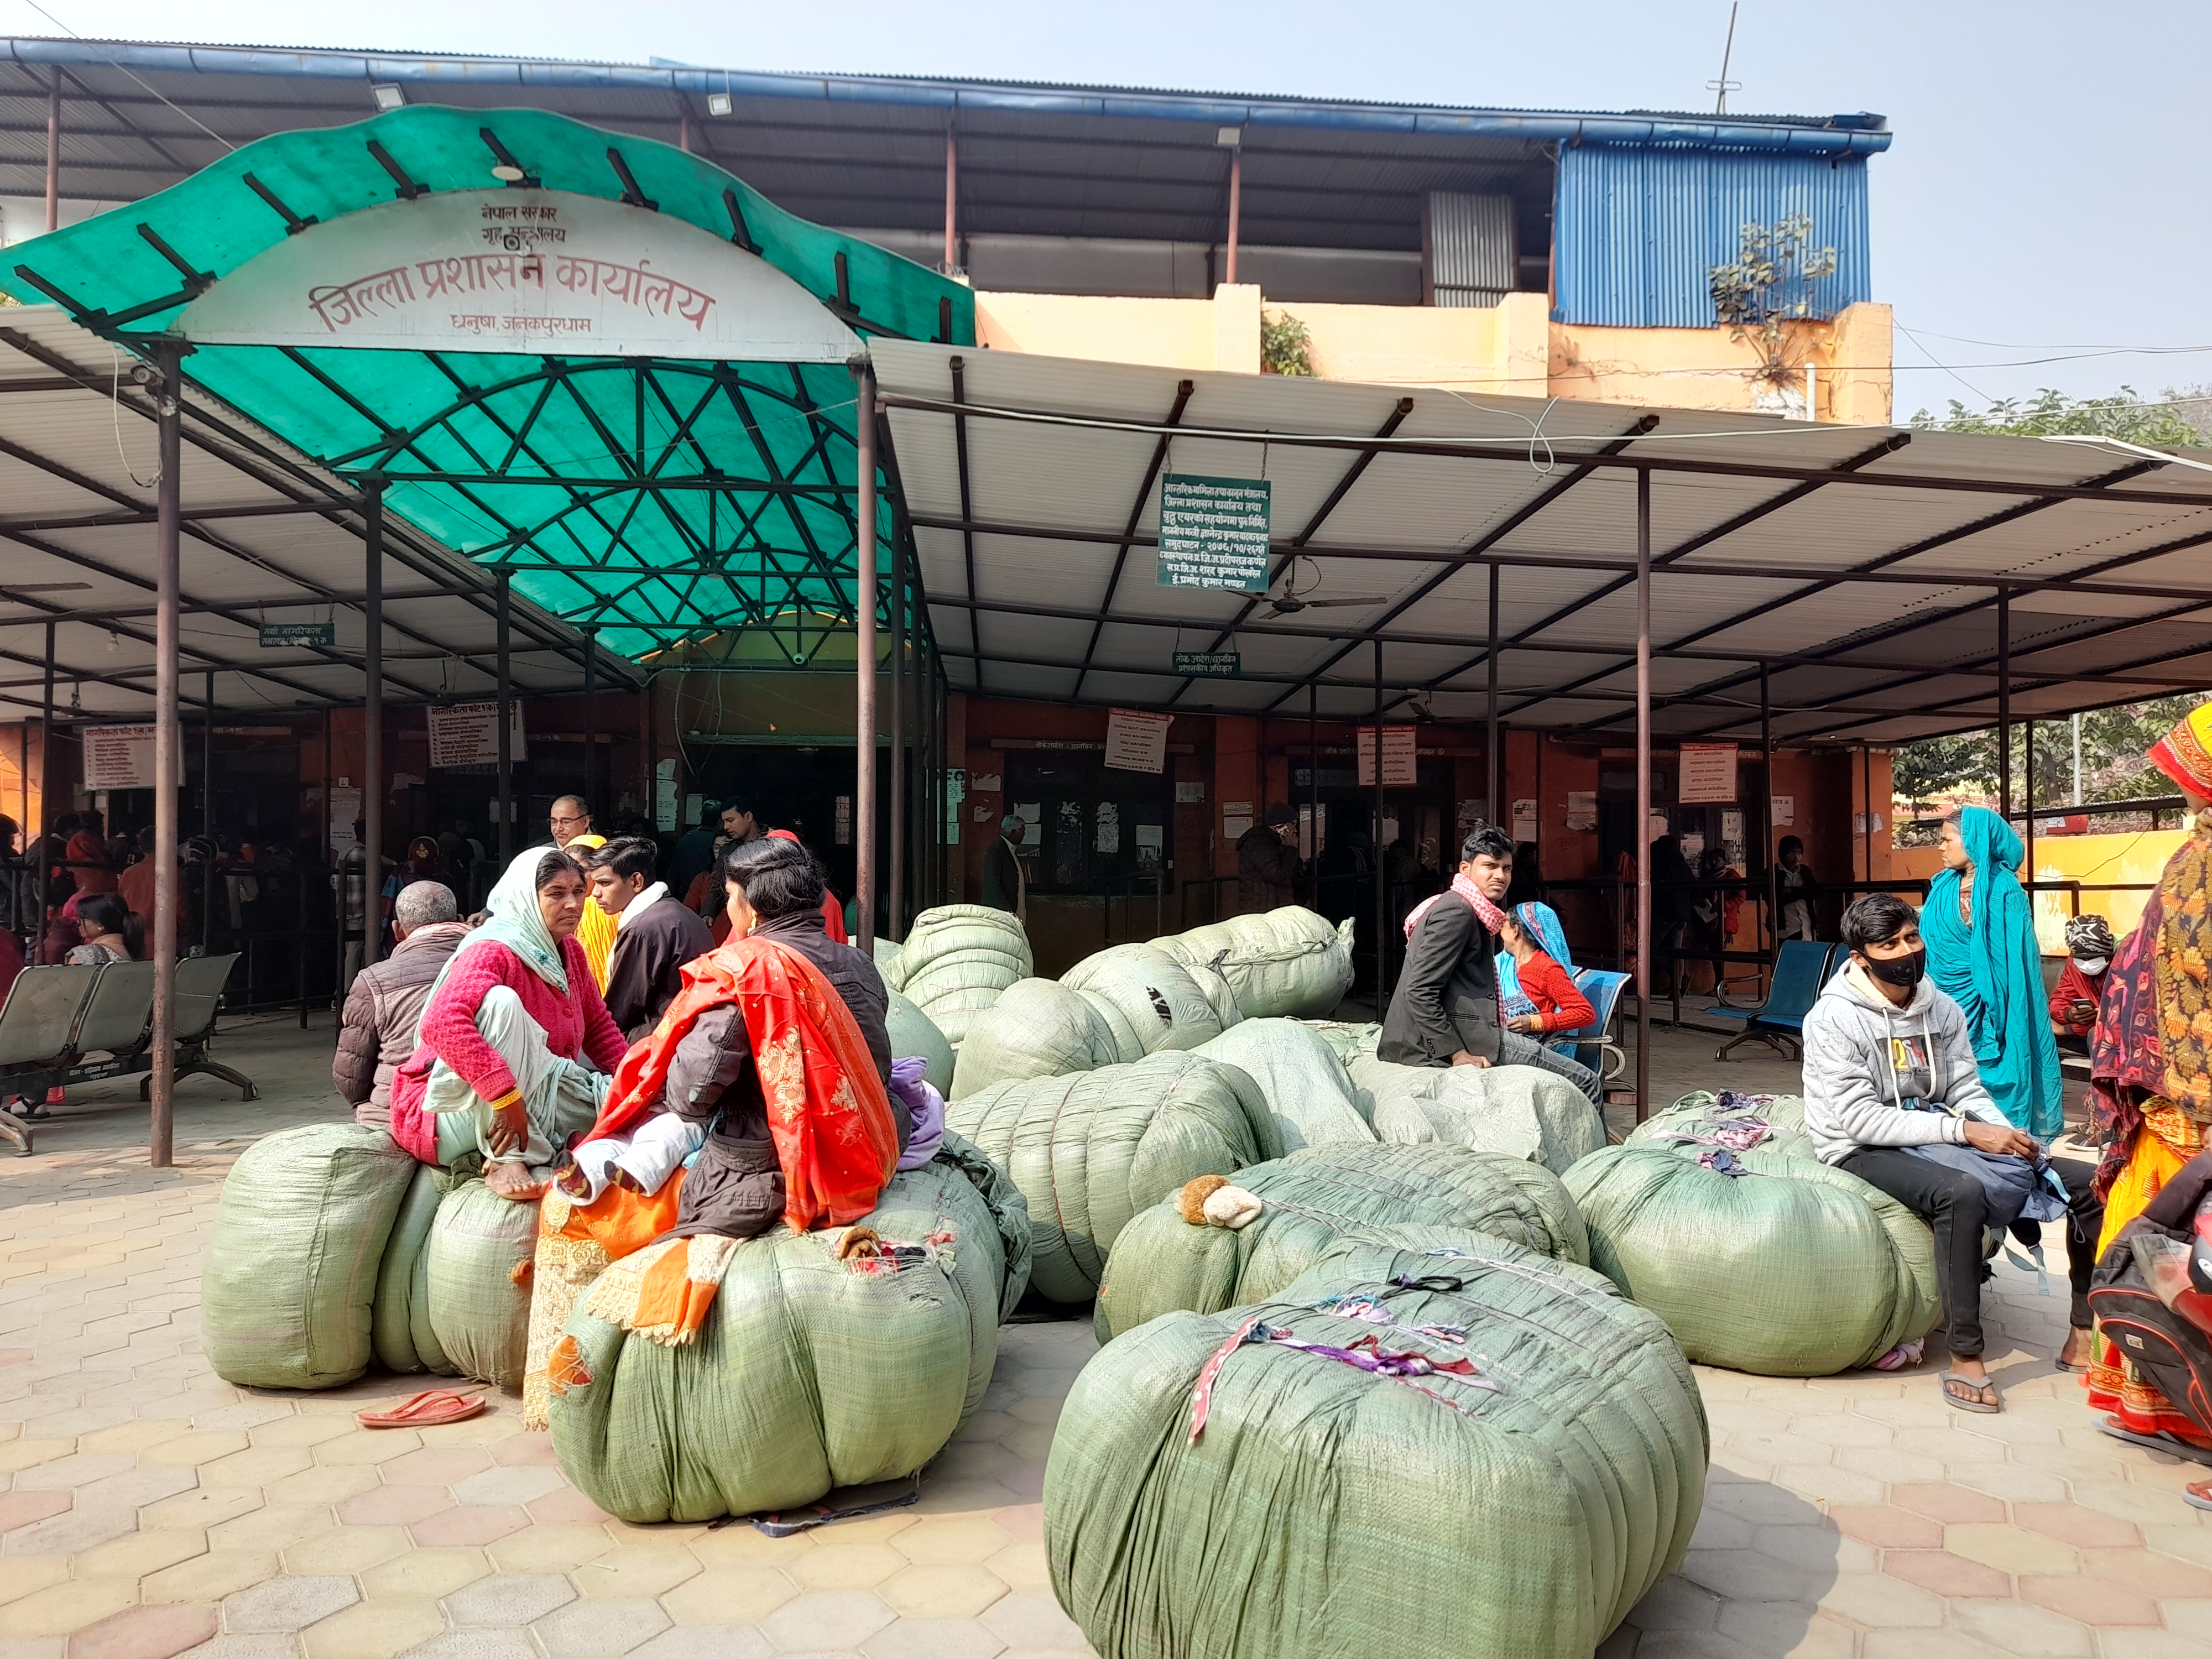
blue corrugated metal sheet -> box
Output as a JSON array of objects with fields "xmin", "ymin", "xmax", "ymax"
[{"xmin": 1554, "ymin": 147, "xmax": 1872, "ymax": 327}]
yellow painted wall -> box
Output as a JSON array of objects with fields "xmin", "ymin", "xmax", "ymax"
[
  {"xmin": 1893, "ymin": 828, "xmax": 2184, "ymax": 954},
  {"xmin": 973, "ymin": 285, "xmax": 1892, "ymax": 422}
]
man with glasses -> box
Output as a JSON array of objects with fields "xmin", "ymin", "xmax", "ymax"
[{"xmin": 548, "ymin": 795, "xmax": 614, "ymax": 990}]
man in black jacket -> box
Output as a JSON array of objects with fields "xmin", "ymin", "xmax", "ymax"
[
  {"xmin": 1379, "ymin": 823, "xmax": 1601, "ymax": 1104},
  {"xmin": 585, "ymin": 835, "xmax": 714, "ymax": 1041}
]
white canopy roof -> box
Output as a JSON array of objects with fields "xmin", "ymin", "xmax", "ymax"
[{"xmin": 874, "ymin": 339, "xmax": 2212, "ymax": 747}]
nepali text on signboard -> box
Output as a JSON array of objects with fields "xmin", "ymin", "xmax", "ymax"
[
  {"xmin": 1173, "ymin": 650, "xmax": 1242, "ymax": 677},
  {"xmin": 1679, "ymin": 743, "xmax": 1739, "ymax": 804},
  {"xmin": 1355, "ymin": 726, "xmax": 1419, "ymax": 789},
  {"xmin": 427, "ymin": 701, "xmax": 529, "ymax": 769},
  {"xmin": 1156, "ymin": 475, "xmax": 1271, "ymax": 593},
  {"xmin": 81, "ymin": 724, "xmax": 179, "ymax": 790},
  {"xmin": 259, "ymin": 622, "xmax": 336, "ymax": 648},
  {"xmin": 1104, "ymin": 707, "xmax": 1173, "ymax": 774}
]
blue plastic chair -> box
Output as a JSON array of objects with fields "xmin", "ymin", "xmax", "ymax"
[
  {"xmin": 1551, "ymin": 967, "xmax": 1631, "ymax": 1083},
  {"xmin": 1703, "ymin": 941, "xmax": 1836, "ymax": 1061}
]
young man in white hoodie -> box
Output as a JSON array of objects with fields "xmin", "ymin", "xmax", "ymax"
[{"xmin": 1802, "ymin": 892, "xmax": 2042, "ymax": 1415}]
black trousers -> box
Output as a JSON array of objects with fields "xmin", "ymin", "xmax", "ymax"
[
  {"xmin": 2012, "ymin": 1152, "xmax": 2104, "ymax": 1329},
  {"xmin": 1839, "ymin": 1146, "xmax": 1991, "ymax": 1359}
]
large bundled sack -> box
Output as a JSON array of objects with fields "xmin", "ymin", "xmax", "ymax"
[
  {"xmin": 1192, "ymin": 1019, "xmax": 1373, "ymax": 1152},
  {"xmin": 1350, "ymin": 1051, "xmax": 1605, "ymax": 1176},
  {"xmin": 203, "ymin": 1123, "xmax": 418, "ymax": 1390},
  {"xmin": 372, "ymin": 1164, "xmax": 458, "ymax": 1376},
  {"xmin": 893, "ymin": 904, "xmax": 1032, "ymax": 1046},
  {"xmin": 1630, "ymin": 1090, "xmax": 1815, "ymax": 1160},
  {"xmin": 1095, "ymin": 1141, "xmax": 1588, "ymax": 1340},
  {"xmin": 952, "ymin": 946, "xmax": 1237, "ymax": 1101},
  {"xmin": 1048, "ymin": 1240, "xmax": 1708, "ymax": 1659},
  {"xmin": 1566, "ymin": 1143, "xmax": 1940, "ymax": 1375},
  {"xmin": 547, "ymin": 1141, "xmax": 1030, "ymax": 1522},
  {"xmin": 947, "ymin": 1052, "xmax": 1280, "ymax": 1302},
  {"xmin": 1151, "ymin": 907, "xmax": 1355, "ymax": 1018},
  {"xmin": 885, "ymin": 989, "xmax": 955, "ymax": 1095},
  {"xmin": 872, "ymin": 936, "xmax": 907, "ymax": 989},
  {"xmin": 426, "ymin": 1178, "xmax": 542, "ymax": 1388}
]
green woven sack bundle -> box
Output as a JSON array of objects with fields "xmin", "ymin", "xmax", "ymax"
[
  {"xmin": 1062, "ymin": 942, "xmax": 1239, "ymax": 1055},
  {"xmin": 1149, "ymin": 906, "xmax": 1355, "ymax": 1019},
  {"xmin": 426, "ymin": 1177, "xmax": 541, "ymax": 1388},
  {"xmin": 1094, "ymin": 1141, "xmax": 1589, "ymax": 1341},
  {"xmin": 886, "ymin": 989, "xmax": 956, "ymax": 1095},
  {"xmin": 202, "ymin": 1122, "xmax": 417, "ymax": 1390},
  {"xmin": 1047, "ymin": 1240, "xmax": 1708, "ymax": 1659},
  {"xmin": 1565, "ymin": 1143, "xmax": 1940, "ymax": 1375},
  {"xmin": 1349, "ymin": 1050, "xmax": 1606, "ymax": 1175},
  {"xmin": 895, "ymin": 904, "xmax": 1034, "ymax": 1046},
  {"xmin": 1191, "ymin": 1019, "xmax": 1375, "ymax": 1152},
  {"xmin": 1629, "ymin": 1091, "xmax": 1816, "ymax": 1160},
  {"xmin": 548, "ymin": 1144, "xmax": 1029, "ymax": 1523},
  {"xmin": 372, "ymin": 1162, "xmax": 457, "ymax": 1376},
  {"xmin": 947, "ymin": 1051, "xmax": 1281, "ymax": 1302},
  {"xmin": 950, "ymin": 978, "xmax": 1124, "ymax": 1099}
]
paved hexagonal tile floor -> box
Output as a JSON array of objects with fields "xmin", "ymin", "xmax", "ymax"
[{"xmin": 4, "ymin": 1015, "xmax": 2209, "ymax": 1659}]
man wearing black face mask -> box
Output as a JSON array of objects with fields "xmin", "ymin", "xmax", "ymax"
[{"xmin": 1803, "ymin": 893, "xmax": 2039, "ymax": 1415}]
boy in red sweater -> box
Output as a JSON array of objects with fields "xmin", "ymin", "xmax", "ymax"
[{"xmin": 2048, "ymin": 914, "xmax": 2113, "ymax": 1053}]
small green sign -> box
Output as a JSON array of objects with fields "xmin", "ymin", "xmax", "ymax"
[
  {"xmin": 259, "ymin": 622, "xmax": 335, "ymax": 648},
  {"xmin": 1156, "ymin": 474, "xmax": 1271, "ymax": 592},
  {"xmin": 1174, "ymin": 650, "xmax": 1242, "ymax": 677}
]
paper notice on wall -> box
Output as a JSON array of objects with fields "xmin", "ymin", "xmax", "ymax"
[
  {"xmin": 328, "ymin": 786, "xmax": 362, "ymax": 851},
  {"xmin": 1175, "ymin": 780, "xmax": 1206, "ymax": 803},
  {"xmin": 1015, "ymin": 802, "xmax": 1042, "ymax": 848},
  {"xmin": 1681, "ymin": 832, "xmax": 1706, "ymax": 861},
  {"xmin": 1223, "ymin": 813, "xmax": 1253, "ymax": 838},
  {"xmin": 1566, "ymin": 791, "xmax": 1597, "ymax": 831},
  {"xmin": 972, "ymin": 773, "xmax": 1003, "ymax": 792},
  {"xmin": 1679, "ymin": 743, "xmax": 1738, "ymax": 804},
  {"xmin": 1135, "ymin": 823, "xmax": 1164, "ymax": 849},
  {"xmin": 1095, "ymin": 802, "xmax": 1120, "ymax": 854},
  {"xmin": 1356, "ymin": 726, "xmax": 1417, "ymax": 789},
  {"xmin": 835, "ymin": 795, "xmax": 851, "ymax": 846},
  {"xmin": 1457, "ymin": 798, "xmax": 1485, "ymax": 828},
  {"xmin": 1721, "ymin": 810, "xmax": 1745, "ymax": 850},
  {"xmin": 655, "ymin": 778, "xmax": 678, "ymax": 832},
  {"xmin": 427, "ymin": 701, "xmax": 527, "ymax": 768},
  {"xmin": 1104, "ymin": 707, "xmax": 1173, "ymax": 774},
  {"xmin": 1772, "ymin": 795, "xmax": 1794, "ymax": 828},
  {"xmin": 1512, "ymin": 798, "xmax": 1537, "ymax": 842},
  {"xmin": 81, "ymin": 724, "xmax": 178, "ymax": 790},
  {"xmin": 1854, "ymin": 812, "xmax": 1885, "ymax": 834}
]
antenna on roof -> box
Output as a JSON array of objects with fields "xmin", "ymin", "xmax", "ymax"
[{"xmin": 1706, "ymin": 2, "xmax": 1742, "ymax": 114}]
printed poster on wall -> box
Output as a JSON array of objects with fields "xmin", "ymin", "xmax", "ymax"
[
  {"xmin": 427, "ymin": 701, "xmax": 528, "ymax": 768},
  {"xmin": 1104, "ymin": 707, "xmax": 1173, "ymax": 774},
  {"xmin": 1678, "ymin": 743, "xmax": 1739, "ymax": 804},
  {"xmin": 1772, "ymin": 795, "xmax": 1795, "ymax": 828},
  {"xmin": 1355, "ymin": 726, "xmax": 1417, "ymax": 789},
  {"xmin": 80, "ymin": 724, "xmax": 179, "ymax": 790}
]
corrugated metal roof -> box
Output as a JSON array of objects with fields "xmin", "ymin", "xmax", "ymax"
[{"xmin": 872, "ymin": 338, "xmax": 2212, "ymax": 748}]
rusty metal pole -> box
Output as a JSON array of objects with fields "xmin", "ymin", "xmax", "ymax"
[
  {"xmin": 362, "ymin": 478, "xmax": 383, "ymax": 969},
  {"xmin": 1486, "ymin": 567, "xmax": 1501, "ymax": 825},
  {"xmin": 889, "ymin": 512, "xmax": 906, "ymax": 940},
  {"xmin": 150, "ymin": 341, "xmax": 182, "ymax": 1168},
  {"xmin": 942, "ymin": 124, "xmax": 958, "ymax": 273},
  {"xmin": 44, "ymin": 71, "xmax": 59, "ymax": 233},
  {"xmin": 1759, "ymin": 659, "xmax": 1773, "ymax": 983},
  {"xmin": 854, "ymin": 362, "xmax": 879, "ymax": 953},
  {"xmin": 497, "ymin": 571, "xmax": 513, "ymax": 864},
  {"xmin": 1635, "ymin": 467, "xmax": 1653, "ymax": 1123},
  {"xmin": 1225, "ymin": 143, "xmax": 1243, "ymax": 285},
  {"xmin": 1373, "ymin": 636, "xmax": 1386, "ymax": 1005},
  {"xmin": 1998, "ymin": 586, "xmax": 2012, "ymax": 825},
  {"xmin": 582, "ymin": 626, "xmax": 598, "ymax": 816}
]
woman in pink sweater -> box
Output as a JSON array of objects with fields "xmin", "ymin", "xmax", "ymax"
[{"xmin": 389, "ymin": 847, "xmax": 629, "ymax": 1200}]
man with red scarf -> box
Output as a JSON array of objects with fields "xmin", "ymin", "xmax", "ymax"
[{"xmin": 1379, "ymin": 822, "xmax": 1601, "ymax": 1105}]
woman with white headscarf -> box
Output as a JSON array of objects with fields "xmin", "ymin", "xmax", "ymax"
[{"xmin": 387, "ymin": 847, "xmax": 629, "ymax": 1199}]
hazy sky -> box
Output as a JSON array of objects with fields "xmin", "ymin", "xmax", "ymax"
[{"xmin": 12, "ymin": 0, "xmax": 2208, "ymax": 414}]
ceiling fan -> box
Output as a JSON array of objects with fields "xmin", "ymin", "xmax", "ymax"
[{"xmin": 1257, "ymin": 557, "xmax": 1386, "ymax": 618}]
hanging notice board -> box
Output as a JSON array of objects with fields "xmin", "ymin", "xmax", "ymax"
[{"xmin": 1156, "ymin": 476, "xmax": 1271, "ymax": 592}]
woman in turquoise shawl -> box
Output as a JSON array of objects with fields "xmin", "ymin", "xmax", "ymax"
[
  {"xmin": 1922, "ymin": 806, "xmax": 2063, "ymax": 1139},
  {"xmin": 1497, "ymin": 901, "xmax": 1573, "ymax": 1019}
]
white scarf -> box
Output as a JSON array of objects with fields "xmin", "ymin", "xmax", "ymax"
[{"xmin": 615, "ymin": 880, "xmax": 668, "ymax": 931}]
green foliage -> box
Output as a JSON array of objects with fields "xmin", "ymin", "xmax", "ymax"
[
  {"xmin": 1260, "ymin": 311, "xmax": 1314, "ymax": 378},
  {"xmin": 1891, "ymin": 694, "xmax": 2197, "ymax": 812},
  {"xmin": 1708, "ymin": 214, "xmax": 1838, "ymax": 382},
  {"xmin": 1909, "ymin": 386, "xmax": 2205, "ymax": 449}
]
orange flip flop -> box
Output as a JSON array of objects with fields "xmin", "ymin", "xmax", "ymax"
[{"xmin": 356, "ymin": 1388, "xmax": 487, "ymax": 1429}]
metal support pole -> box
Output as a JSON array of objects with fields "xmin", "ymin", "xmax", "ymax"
[
  {"xmin": 1373, "ymin": 636, "xmax": 1386, "ymax": 1006},
  {"xmin": 496, "ymin": 571, "xmax": 513, "ymax": 864},
  {"xmin": 2025, "ymin": 717, "xmax": 2036, "ymax": 915},
  {"xmin": 889, "ymin": 520, "xmax": 906, "ymax": 941},
  {"xmin": 1635, "ymin": 469, "xmax": 1653, "ymax": 1123},
  {"xmin": 1759, "ymin": 660, "xmax": 1773, "ymax": 977},
  {"xmin": 942, "ymin": 124, "xmax": 958, "ymax": 273},
  {"xmin": 2072, "ymin": 712, "xmax": 2084, "ymax": 806},
  {"xmin": 149, "ymin": 341, "xmax": 182, "ymax": 1169},
  {"xmin": 1997, "ymin": 587, "xmax": 2011, "ymax": 823},
  {"xmin": 362, "ymin": 478, "xmax": 384, "ymax": 969},
  {"xmin": 201, "ymin": 671, "xmax": 213, "ymax": 841},
  {"xmin": 1308, "ymin": 681, "xmax": 1319, "ymax": 889},
  {"xmin": 39, "ymin": 620, "xmax": 53, "ymax": 945},
  {"xmin": 1860, "ymin": 744, "xmax": 1872, "ymax": 883},
  {"xmin": 1486, "ymin": 568, "xmax": 1501, "ymax": 824},
  {"xmin": 854, "ymin": 363, "xmax": 879, "ymax": 953},
  {"xmin": 581, "ymin": 626, "xmax": 598, "ymax": 815},
  {"xmin": 1224, "ymin": 144, "xmax": 1243, "ymax": 285},
  {"xmin": 44, "ymin": 71, "xmax": 59, "ymax": 234}
]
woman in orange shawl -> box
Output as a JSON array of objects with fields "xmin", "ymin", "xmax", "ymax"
[
  {"xmin": 2085, "ymin": 700, "xmax": 2212, "ymax": 1488},
  {"xmin": 524, "ymin": 836, "xmax": 900, "ymax": 1421}
]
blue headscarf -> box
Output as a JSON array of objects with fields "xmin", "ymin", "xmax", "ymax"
[
  {"xmin": 1497, "ymin": 901, "xmax": 1574, "ymax": 1019},
  {"xmin": 1921, "ymin": 806, "xmax": 2062, "ymax": 1138}
]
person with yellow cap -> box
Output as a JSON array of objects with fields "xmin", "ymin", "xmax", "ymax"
[
  {"xmin": 548, "ymin": 795, "xmax": 614, "ymax": 990},
  {"xmin": 2081, "ymin": 700, "xmax": 2212, "ymax": 1484}
]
